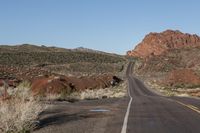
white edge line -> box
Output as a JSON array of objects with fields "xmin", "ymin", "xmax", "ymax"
[{"xmin": 121, "ymin": 78, "xmax": 133, "ymax": 133}]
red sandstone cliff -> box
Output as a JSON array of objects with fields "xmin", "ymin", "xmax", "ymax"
[{"xmin": 127, "ymin": 30, "xmax": 200, "ymax": 58}]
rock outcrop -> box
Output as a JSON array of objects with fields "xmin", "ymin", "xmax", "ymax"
[
  {"xmin": 0, "ymin": 65, "xmax": 122, "ymax": 96},
  {"xmin": 31, "ymin": 74, "xmax": 122, "ymax": 96},
  {"xmin": 127, "ymin": 30, "xmax": 200, "ymax": 58}
]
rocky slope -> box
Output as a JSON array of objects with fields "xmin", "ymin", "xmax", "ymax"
[
  {"xmin": 130, "ymin": 30, "xmax": 200, "ymax": 97},
  {"xmin": 0, "ymin": 44, "xmax": 126, "ymax": 98},
  {"xmin": 0, "ymin": 44, "xmax": 126, "ymax": 75},
  {"xmin": 127, "ymin": 30, "xmax": 200, "ymax": 58}
]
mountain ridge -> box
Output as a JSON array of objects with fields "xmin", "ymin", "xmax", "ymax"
[{"xmin": 0, "ymin": 44, "xmax": 119, "ymax": 56}]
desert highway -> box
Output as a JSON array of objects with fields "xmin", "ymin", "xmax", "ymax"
[
  {"xmin": 123, "ymin": 63, "xmax": 200, "ymax": 133},
  {"xmin": 34, "ymin": 63, "xmax": 200, "ymax": 133}
]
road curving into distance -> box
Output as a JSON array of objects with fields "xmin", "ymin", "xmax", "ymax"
[
  {"xmin": 34, "ymin": 62, "xmax": 200, "ymax": 133},
  {"xmin": 123, "ymin": 62, "xmax": 200, "ymax": 133}
]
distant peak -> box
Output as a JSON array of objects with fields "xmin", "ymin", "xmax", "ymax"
[
  {"xmin": 73, "ymin": 47, "xmax": 100, "ymax": 53},
  {"xmin": 74, "ymin": 47, "xmax": 87, "ymax": 50},
  {"xmin": 162, "ymin": 29, "xmax": 182, "ymax": 33},
  {"xmin": 147, "ymin": 30, "xmax": 183, "ymax": 37}
]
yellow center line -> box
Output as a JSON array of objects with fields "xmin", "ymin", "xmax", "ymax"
[{"xmin": 175, "ymin": 100, "xmax": 200, "ymax": 114}]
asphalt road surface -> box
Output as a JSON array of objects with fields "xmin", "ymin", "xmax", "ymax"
[
  {"xmin": 125, "ymin": 63, "xmax": 200, "ymax": 133},
  {"xmin": 34, "ymin": 63, "xmax": 200, "ymax": 133}
]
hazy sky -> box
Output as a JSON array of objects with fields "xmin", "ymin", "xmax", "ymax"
[{"xmin": 0, "ymin": 0, "xmax": 200, "ymax": 54}]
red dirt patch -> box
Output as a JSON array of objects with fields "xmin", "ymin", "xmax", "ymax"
[
  {"xmin": 31, "ymin": 74, "xmax": 122, "ymax": 96},
  {"xmin": 31, "ymin": 76, "xmax": 72, "ymax": 96}
]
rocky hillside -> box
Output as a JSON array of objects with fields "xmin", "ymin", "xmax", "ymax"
[
  {"xmin": 127, "ymin": 30, "xmax": 200, "ymax": 58},
  {"xmin": 130, "ymin": 30, "xmax": 200, "ymax": 97},
  {"xmin": 0, "ymin": 44, "xmax": 126, "ymax": 75},
  {"xmin": 0, "ymin": 44, "xmax": 126, "ymax": 98}
]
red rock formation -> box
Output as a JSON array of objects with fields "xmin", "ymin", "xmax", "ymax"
[
  {"xmin": 31, "ymin": 74, "xmax": 122, "ymax": 96},
  {"xmin": 127, "ymin": 30, "xmax": 200, "ymax": 58}
]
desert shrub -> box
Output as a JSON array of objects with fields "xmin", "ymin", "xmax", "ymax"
[
  {"xmin": 186, "ymin": 84, "xmax": 200, "ymax": 89},
  {"xmin": 59, "ymin": 87, "xmax": 71, "ymax": 100},
  {"xmin": 0, "ymin": 98, "xmax": 44, "ymax": 133},
  {"xmin": 44, "ymin": 87, "xmax": 73, "ymax": 101},
  {"xmin": 69, "ymin": 62, "xmax": 125, "ymax": 74},
  {"xmin": 69, "ymin": 82, "xmax": 127, "ymax": 100},
  {"xmin": 173, "ymin": 83, "xmax": 200, "ymax": 89},
  {"xmin": 17, "ymin": 80, "xmax": 31, "ymax": 90},
  {"xmin": 0, "ymin": 84, "xmax": 45, "ymax": 133},
  {"xmin": 174, "ymin": 83, "xmax": 186, "ymax": 89}
]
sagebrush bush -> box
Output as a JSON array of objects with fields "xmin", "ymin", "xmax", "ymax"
[
  {"xmin": 69, "ymin": 82, "xmax": 127, "ymax": 100},
  {"xmin": 0, "ymin": 83, "xmax": 45, "ymax": 133},
  {"xmin": 0, "ymin": 97, "xmax": 44, "ymax": 133}
]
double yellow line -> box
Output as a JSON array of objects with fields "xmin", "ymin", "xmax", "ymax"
[{"xmin": 163, "ymin": 97, "xmax": 200, "ymax": 114}]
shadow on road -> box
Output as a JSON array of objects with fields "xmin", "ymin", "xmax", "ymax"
[{"xmin": 35, "ymin": 109, "xmax": 112, "ymax": 131}]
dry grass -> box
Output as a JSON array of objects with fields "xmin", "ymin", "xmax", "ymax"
[
  {"xmin": 69, "ymin": 82, "xmax": 127, "ymax": 100},
  {"xmin": 0, "ymin": 98, "xmax": 44, "ymax": 133},
  {"xmin": 43, "ymin": 82, "xmax": 127, "ymax": 101},
  {"xmin": 0, "ymin": 81, "xmax": 45, "ymax": 133},
  {"xmin": 145, "ymin": 81, "xmax": 200, "ymax": 97}
]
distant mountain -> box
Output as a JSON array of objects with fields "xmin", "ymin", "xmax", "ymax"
[
  {"xmin": 127, "ymin": 30, "xmax": 200, "ymax": 58},
  {"xmin": 72, "ymin": 47, "xmax": 122, "ymax": 57},
  {"xmin": 0, "ymin": 44, "xmax": 118, "ymax": 56},
  {"xmin": 0, "ymin": 44, "xmax": 71, "ymax": 53},
  {"xmin": 73, "ymin": 47, "xmax": 100, "ymax": 53}
]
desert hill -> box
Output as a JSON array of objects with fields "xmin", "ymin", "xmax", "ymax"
[
  {"xmin": 0, "ymin": 44, "xmax": 126, "ymax": 74},
  {"xmin": 0, "ymin": 44, "xmax": 126, "ymax": 98},
  {"xmin": 127, "ymin": 30, "xmax": 200, "ymax": 58},
  {"xmin": 0, "ymin": 44, "xmax": 71, "ymax": 53},
  {"xmin": 129, "ymin": 30, "xmax": 200, "ymax": 97}
]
